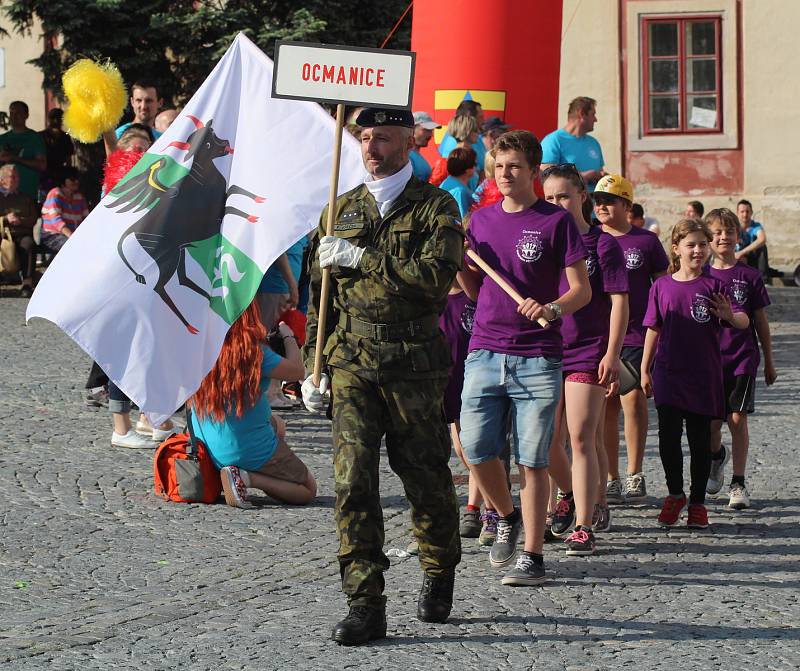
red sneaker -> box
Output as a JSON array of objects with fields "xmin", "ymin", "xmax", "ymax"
[
  {"xmin": 687, "ymin": 503, "xmax": 709, "ymax": 529},
  {"xmin": 658, "ymin": 495, "xmax": 687, "ymax": 527}
]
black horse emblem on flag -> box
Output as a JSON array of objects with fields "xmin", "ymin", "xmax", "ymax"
[{"xmin": 109, "ymin": 115, "xmax": 263, "ymax": 334}]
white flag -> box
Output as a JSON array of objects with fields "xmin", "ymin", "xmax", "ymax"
[{"xmin": 27, "ymin": 33, "xmax": 365, "ymax": 424}]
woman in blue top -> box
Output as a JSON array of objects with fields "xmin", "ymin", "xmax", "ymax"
[{"xmin": 190, "ymin": 300, "xmax": 317, "ymax": 508}]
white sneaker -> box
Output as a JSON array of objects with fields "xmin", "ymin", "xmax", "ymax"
[
  {"xmin": 707, "ymin": 445, "xmax": 730, "ymax": 495},
  {"xmin": 728, "ymin": 483, "xmax": 751, "ymax": 510},
  {"xmin": 269, "ymin": 393, "xmax": 296, "ymax": 409},
  {"xmin": 151, "ymin": 426, "xmax": 176, "ymax": 442},
  {"xmin": 111, "ymin": 430, "xmax": 155, "ymax": 449}
]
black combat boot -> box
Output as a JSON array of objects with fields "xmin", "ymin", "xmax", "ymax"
[
  {"xmin": 416, "ymin": 572, "xmax": 454, "ymax": 623},
  {"xmin": 331, "ymin": 605, "xmax": 387, "ymax": 646}
]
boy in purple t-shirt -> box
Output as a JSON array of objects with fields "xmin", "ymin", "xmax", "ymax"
[
  {"xmin": 596, "ymin": 175, "xmax": 669, "ymax": 503},
  {"xmin": 706, "ymin": 208, "xmax": 777, "ymax": 510},
  {"xmin": 457, "ymin": 131, "xmax": 590, "ymax": 586},
  {"xmin": 641, "ymin": 219, "xmax": 748, "ymax": 530}
]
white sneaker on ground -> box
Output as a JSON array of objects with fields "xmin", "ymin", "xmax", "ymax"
[
  {"xmin": 111, "ymin": 430, "xmax": 155, "ymax": 449},
  {"xmin": 269, "ymin": 393, "xmax": 296, "ymax": 409},
  {"xmin": 707, "ymin": 445, "xmax": 730, "ymax": 495},
  {"xmin": 728, "ymin": 483, "xmax": 751, "ymax": 510},
  {"xmin": 151, "ymin": 427, "xmax": 175, "ymax": 442}
]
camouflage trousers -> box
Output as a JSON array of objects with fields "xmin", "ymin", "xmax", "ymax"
[{"xmin": 331, "ymin": 367, "xmax": 461, "ymax": 608}]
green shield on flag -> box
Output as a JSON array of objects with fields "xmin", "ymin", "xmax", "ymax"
[{"xmin": 187, "ymin": 234, "xmax": 263, "ymax": 325}]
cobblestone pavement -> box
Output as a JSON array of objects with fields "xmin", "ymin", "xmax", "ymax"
[{"xmin": 1, "ymin": 288, "xmax": 799, "ymax": 670}]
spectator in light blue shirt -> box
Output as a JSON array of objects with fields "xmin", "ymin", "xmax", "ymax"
[
  {"xmin": 114, "ymin": 81, "xmax": 164, "ymax": 140},
  {"xmin": 439, "ymin": 146, "xmax": 476, "ymax": 218},
  {"xmin": 409, "ymin": 111, "xmax": 442, "ymax": 182},
  {"xmin": 541, "ymin": 96, "xmax": 606, "ymax": 192},
  {"xmin": 437, "ymin": 99, "xmax": 486, "ymax": 173}
]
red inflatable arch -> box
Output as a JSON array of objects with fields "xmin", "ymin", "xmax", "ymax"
[{"xmin": 411, "ymin": 0, "xmax": 564, "ymax": 165}]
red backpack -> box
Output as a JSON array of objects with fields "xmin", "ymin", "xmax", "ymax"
[{"xmin": 153, "ymin": 410, "xmax": 222, "ymax": 504}]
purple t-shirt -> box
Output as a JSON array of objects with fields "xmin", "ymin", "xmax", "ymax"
[
  {"xmin": 643, "ymin": 273, "xmax": 737, "ymax": 419},
  {"xmin": 606, "ymin": 226, "xmax": 669, "ymax": 348},
  {"xmin": 560, "ymin": 227, "xmax": 629, "ymax": 373},
  {"xmin": 708, "ymin": 263, "xmax": 770, "ymax": 378},
  {"xmin": 439, "ymin": 290, "xmax": 476, "ymax": 421},
  {"xmin": 467, "ymin": 199, "xmax": 587, "ymax": 358}
]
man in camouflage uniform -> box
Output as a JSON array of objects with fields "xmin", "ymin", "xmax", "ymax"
[{"xmin": 301, "ymin": 108, "xmax": 463, "ymax": 646}]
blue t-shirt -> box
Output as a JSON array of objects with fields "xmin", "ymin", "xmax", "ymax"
[
  {"xmin": 737, "ymin": 221, "xmax": 765, "ymax": 250},
  {"xmin": 438, "ymin": 133, "xmax": 486, "ymax": 173},
  {"xmin": 258, "ymin": 236, "xmax": 309, "ymax": 294},
  {"xmin": 540, "ymin": 129, "xmax": 605, "ymax": 191},
  {"xmin": 191, "ymin": 346, "xmax": 282, "ymax": 471},
  {"xmin": 440, "ymin": 176, "xmax": 474, "ymax": 218},
  {"xmin": 114, "ymin": 122, "xmax": 163, "ymax": 141},
  {"xmin": 409, "ymin": 150, "xmax": 432, "ymax": 182}
]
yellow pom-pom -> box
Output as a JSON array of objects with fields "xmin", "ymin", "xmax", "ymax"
[{"xmin": 62, "ymin": 59, "xmax": 127, "ymax": 143}]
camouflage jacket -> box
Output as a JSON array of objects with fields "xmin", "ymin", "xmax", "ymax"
[{"xmin": 303, "ymin": 175, "xmax": 464, "ymax": 383}]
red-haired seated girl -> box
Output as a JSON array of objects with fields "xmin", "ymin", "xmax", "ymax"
[{"xmin": 190, "ymin": 300, "xmax": 317, "ymax": 508}]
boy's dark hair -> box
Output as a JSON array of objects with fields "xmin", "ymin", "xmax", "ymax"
[
  {"xmin": 492, "ymin": 130, "xmax": 543, "ymax": 168},
  {"xmin": 688, "ymin": 200, "xmax": 704, "ymax": 217},
  {"xmin": 132, "ymin": 81, "xmax": 160, "ymax": 97},
  {"xmin": 9, "ymin": 100, "xmax": 29, "ymax": 115},
  {"xmin": 447, "ymin": 147, "xmax": 477, "ymax": 177},
  {"xmin": 455, "ymin": 100, "xmax": 482, "ymax": 118},
  {"xmin": 58, "ymin": 166, "xmax": 81, "ymax": 185},
  {"xmin": 737, "ymin": 198, "xmax": 753, "ymax": 210},
  {"xmin": 631, "ymin": 203, "xmax": 645, "ymax": 219}
]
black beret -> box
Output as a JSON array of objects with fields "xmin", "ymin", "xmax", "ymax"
[{"xmin": 355, "ymin": 108, "xmax": 415, "ymax": 129}]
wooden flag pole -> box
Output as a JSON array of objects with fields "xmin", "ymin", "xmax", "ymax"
[
  {"xmin": 313, "ymin": 103, "xmax": 346, "ymax": 386},
  {"xmin": 465, "ymin": 248, "xmax": 550, "ymax": 329}
]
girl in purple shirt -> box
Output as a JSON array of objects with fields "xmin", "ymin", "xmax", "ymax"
[
  {"xmin": 542, "ymin": 166, "xmax": 629, "ymax": 556},
  {"xmin": 641, "ymin": 219, "xmax": 749, "ymax": 530}
]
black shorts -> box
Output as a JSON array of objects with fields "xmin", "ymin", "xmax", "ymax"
[
  {"xmin": 619, "ymin": 346, "xmax": 644, "ymax": 395},
  {"xmin": 725, "ymin": 374, "xmax": 756, "ymax": 415}
]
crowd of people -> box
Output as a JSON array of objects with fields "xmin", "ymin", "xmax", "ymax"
[{"xmin": 0, "ymin": 84, "xmax": 781, "ymax": 646}]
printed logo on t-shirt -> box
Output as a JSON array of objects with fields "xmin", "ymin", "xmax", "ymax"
[
  {"xmin": 625, "ymin": 247, "xmax": 644, "ymax": 270},
  {"xmin": 460, "ymin": 303, "xmax": 476, "ymax": 334},
  {"xmin": 588, "ymin": 148, "xmax": 599, "ymax": 159},
  {"xmin": 516, "ymin": 230, "xmax": 543, "ymax": 263},
  {"xmin": 586, "ymin": 252, "xmax": 598, "ymax": 277},
  {"xmin": 691, "ymin": 293, "xmax": 712, "ymax": 324},
  {"xmin": 730, "ymin": 278, "xmax": 749, "ymax": 306}
]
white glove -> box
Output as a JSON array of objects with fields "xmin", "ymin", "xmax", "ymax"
[
  {"xmin": 318, "ymin": 235, "xmax": 365, "ymax": 269},
  {"xmin": 301, "ymin": 373, "xmax": 330, "ymax": 412}
]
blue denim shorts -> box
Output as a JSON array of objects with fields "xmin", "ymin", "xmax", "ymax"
[{"xmin": 459, "ymin": 349, "xmax": 562, "ymax": 468}]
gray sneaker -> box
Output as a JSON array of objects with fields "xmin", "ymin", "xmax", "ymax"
[
  {"xmin": 728, "ymin": 483, "xmax": 751, "ymax": 510},
  {"xmin": 625, "ymin": 472, "xmax": 647, "ymax": 501},
  {"xmin": 459, "ymin": 507, "xmax": 482, "ymax": 538},
  {"xmin": 489, "ymin": 515, "xmax": 521, "ymax": 567},
  {"xmin": 592, "ymin": 503, "xmax": 612, "ymax": 533},
  {"xmin": 707, "ymin": 446, "xmax": 730, "ymax": 495},
  {"xmin": 501, "ymin": 553, "xmax": 546, "ymax": 586},
  {"xmin": 606, "ymin": 478, "xmax": 624, "ymax": 504}
]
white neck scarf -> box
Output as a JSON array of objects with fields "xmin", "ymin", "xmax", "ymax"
[{"xmin": 364, "ymin": 161, "xmax": 412, "ymax": 217}]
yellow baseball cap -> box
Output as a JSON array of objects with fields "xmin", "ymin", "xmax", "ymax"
[{"xmin": 594, "ymin": 174, "xmax": 634, "ymax": 203}]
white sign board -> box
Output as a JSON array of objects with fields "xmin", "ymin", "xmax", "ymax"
[{"xmin": 272, "ymin": 41, "xmax": 415, "ymax": 109}]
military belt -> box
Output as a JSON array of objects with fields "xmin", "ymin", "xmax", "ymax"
[{"xmin": 338, "ymin": 313, "xmax": 439, "ymax": 342}]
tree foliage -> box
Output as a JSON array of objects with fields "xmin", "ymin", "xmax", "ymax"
[{"xmin": 2, "ymin": 0, "xmax": 412, "ymax": 105}]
